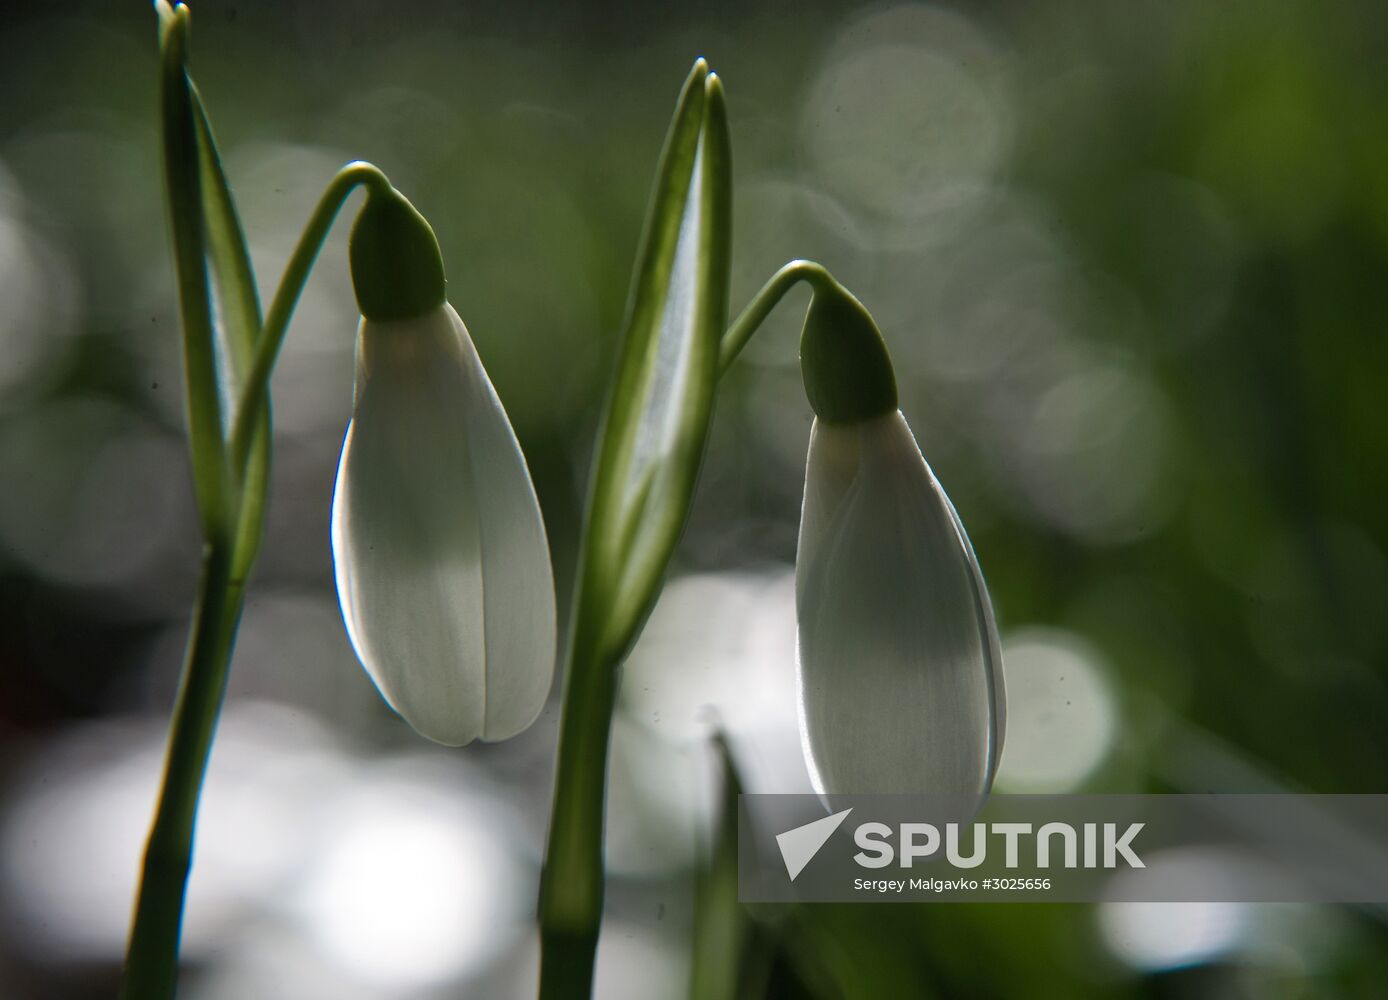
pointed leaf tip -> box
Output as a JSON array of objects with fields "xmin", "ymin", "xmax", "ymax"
[{"xmin": 156, "ymin": 1, "xmax": 190, "ymax": 54}]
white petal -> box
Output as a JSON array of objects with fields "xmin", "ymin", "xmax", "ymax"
[
  {"xmin": 447, "ymin": 307, "xmax": 559, "ymax": 740},
  {"xmin": 795, "ymin": 411, "xmax": 1003, "ymax": 800},
  {"xmin": 941, "ymin": 478, "xmax": 1007, "ymax": 781},
  {"xmin": 331, "ymin": 303, "xmax": 556, "ymax": 746}
]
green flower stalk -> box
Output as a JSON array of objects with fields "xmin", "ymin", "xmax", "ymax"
[
  {"xmin": 332, "ymin": 190, "xmax": 557, "ymax": 745},
  {"xmin": 538, "ymin": 59, "xmax": 731, "ymax": 1000},
  {"xmin": 795, "ymin": 285, "xmax": 1007, "ymax": 803},
  {"xmin": 127, "ymin": 5, "xmax": 435, "ymax": 994},
  {"xmin": 122, "ymin": 7, "xmax": 267, "ymax": 996}
]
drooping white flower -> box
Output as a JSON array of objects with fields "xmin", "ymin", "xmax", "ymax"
[
  {"xmin": 794, "ymin": 282, "xmax": 1005, "ymax": 801},
  {"xmin": 330, "ymin": 187, "xmax": 556, "ymax": 746},
  {"xmin": 796, "ymin": 410, "xmax": 1005, "ymax": 798}
]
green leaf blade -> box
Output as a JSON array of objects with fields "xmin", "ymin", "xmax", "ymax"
[
  {"xmin": 688, "ymin": 731, "xmax": 755, "ymax": 1000},
  {"xmin": 188, "ymin": 85, "xmax": 272, "ymax": 573},
  {"xmin": 190, "ymin": 87, "xmax": 260, "ymax": 382},
  {"xmin": 581, "ymin": 61, "xmax": 733, "ymax": 661},
  {"xmin": 157, "ymin": 3, "xmax": 231, "ymax": 542}
]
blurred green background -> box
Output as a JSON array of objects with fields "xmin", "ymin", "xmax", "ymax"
[{"xmin": 2, "ymin": 0, "xmax": 1388, "ymax": 997}]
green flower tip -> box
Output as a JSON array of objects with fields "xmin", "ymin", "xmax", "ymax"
[
  {"xmin": 349, "ymin": 186, "xmax": 447, "ymax": 322},
  {"xmin": 799, "ymin": 283, "xmax": 898, "ymax": 425}
]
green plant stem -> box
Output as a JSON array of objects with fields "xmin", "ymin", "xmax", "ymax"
[
  {"xmin": 120, "ymin": 157, "xmax": 371, "ymax": 988},
  {"xmin": 124, "ymin": 146, "xmax": 387, "ymax": 995},
  {"xmin": 120, "ymin": 543, "xmax": 244, "ymax": 1000},
  {"xmin": 536, "ymin": 257, "xmax": 839, "ymax": 1000},
  {"xmin": 127, "ymin": 9, "xmax": 390, "ymax": 998},
  {"xmin": 718, "ymin": 259, "xmax": 835, "ymax": 372},
  {"xmin": 228, "ymin": 161, "xmax": 391, "ymax": 478},
  {"xmin": 537, "ymin": 583, "xmax": 618, "ymax": 999}
]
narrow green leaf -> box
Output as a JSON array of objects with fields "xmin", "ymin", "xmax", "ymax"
[
  {"xmin": 158, "ymin": 1, "xmax": 230, "ymax": 542},
  {"xmin": 190, "ymin": 87, "xmax": 260, "ymax": 388},
  {"xmin": 688, "ymin": 732, "xmax": 753, "ymax": 1000},
  {"xmin": 188, "ymin": 84, "xmax": 272, "ymax": 575},
  {"xmin": 581, "ymin": 62, "xmax": 733, "ymax": 661}
]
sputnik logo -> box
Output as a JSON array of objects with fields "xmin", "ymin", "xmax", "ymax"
[{"xmin": 776, "ymin": 808, "xmax": 853, "ymax": 881}]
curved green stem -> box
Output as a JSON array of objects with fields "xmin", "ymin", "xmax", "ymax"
[
  {"xmin": 718, "ymin": 259, "xmax": 835, "ymax": 373},
  {"xmin": 129, "ymin": 13, "xmax": 389, "ymax": 990},
  {"xmin": 121, "ymin": 11, "xmax": 258, "ymax": 997},
  {"xmin": 228, "ymin": 161, "xmax": 391, "ymax": 479},
  {"xmin": 121, "ymin": 159, "xmax": 383, "ymax": 998},
  {"xmin": 121, "ymin": 543, "xmax": 244, "ymax": 1000}
]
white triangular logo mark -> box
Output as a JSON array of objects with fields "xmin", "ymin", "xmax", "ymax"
[{"xmin": 776, "ymin": 808, "xmax": 853, "ymax": 881}]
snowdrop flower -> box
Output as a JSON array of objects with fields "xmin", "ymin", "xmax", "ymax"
[
  {"xmin": 795, "ymin": 285, "xmax": 1005, "ymax": 803},
  {"xmin": 331, "ymin": 187, "xmax": 557, "ymax": 746}
]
